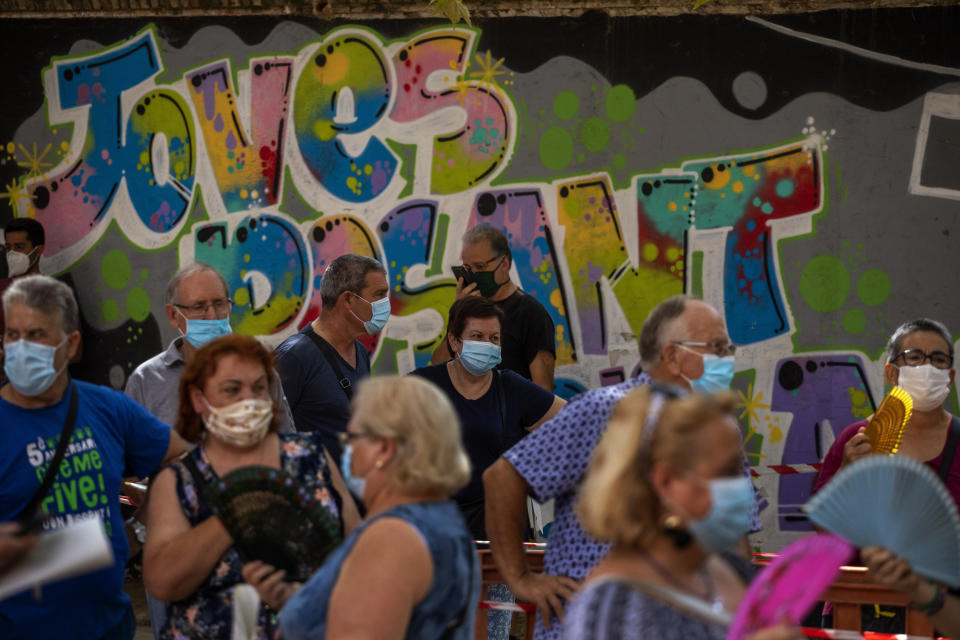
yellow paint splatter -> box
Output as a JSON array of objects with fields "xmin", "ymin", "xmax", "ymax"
[
  {"xmin": 666, "ymin": 247, "xmax": 680, "ymax": 262},
  {"xmin": 240, "ymin": 189, "xmax": 249, "ymax": 199},
  {"xmin": 251, "ymin": 190, "xmax": 259, "ymax": 199},
  {"xmin": 364, "ymin": 164, "xmax": 373, "ymax": 175},
  {"xmin": 234, "ymin": 287, "xmax": 250, "ymax": 306},
  {"xmin": 243, "ymin": 254, "xmax": 250, "ymax": 263},
  {"xmin": 770, "ymin": 426, "xmax": 783, "ymax": 443},
  {"xmin": 668, "ymin": 201, "xmax": 678, "ymax": 212},
  {"xmin": 550, "ymin": 288, "xmax": 565, "ymax": 316},
  {"xmin": 732, "ymin": 180, "xmax": 744, "ymax": 193}
]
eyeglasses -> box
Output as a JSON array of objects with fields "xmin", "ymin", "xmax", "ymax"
[
  {"xmin": 673, "ymin": 341, "xmax": 737, "ymax": 357},
  {"xmin": 894, "ymin": 349, "xmax": 954, "ymax": 370},
  {"xmin": 462, "ymin": 255, "xmax": 503, "ymax": 273},
  {"xmin": 174, "ymin": 299, "xmax": 233, "ymax": 319}
]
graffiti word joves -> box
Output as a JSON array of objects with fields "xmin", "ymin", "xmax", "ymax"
[{"xmin": 14, "ymin": 25, "xmax": 823, "ymax": 374}]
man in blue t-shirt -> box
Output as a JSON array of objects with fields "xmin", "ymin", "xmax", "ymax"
[
  {"xmin": 274, "ymin": 254, "xmax": 389, "ymax": 466},
  {"xmin": 0, "ymin": 275, "xmax": 188, "ymax": 640}
]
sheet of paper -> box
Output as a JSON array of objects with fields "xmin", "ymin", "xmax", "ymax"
[{"xmin": 0, "ymin": 516, "xmax": 114, "ymax": 601}]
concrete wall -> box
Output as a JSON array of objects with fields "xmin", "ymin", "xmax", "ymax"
[{"xmin": 2, "ymin": 7, "xmax": 959, "ymax": 549}]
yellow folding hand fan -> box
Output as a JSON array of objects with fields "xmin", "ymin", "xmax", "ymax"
[{"xmin": 864, "ymin": 386, "xmax": 913, "ymax": 454}]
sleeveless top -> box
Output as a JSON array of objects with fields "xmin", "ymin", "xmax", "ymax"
[
  {"xmin": 160, "ymin": 432, "xmax": 342, "ymax": 640},
  {"xmin": 280, "ymin": 500, "xmax": 480, "ymax": 640}
]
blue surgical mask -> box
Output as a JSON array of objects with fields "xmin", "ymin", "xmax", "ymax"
[
  {"xmin": 458, "ymin": 340, "xmax": 502, "ymax": 376},
  {"xmin": 4, "ymin": 337, "xmax": 68, "ymax": 396},
  {"xmin": 177, "ymin": 309, "xmax": 231, "ymax": 349},
  {"xmin": 340, "ymin": 444, "xmax": 367, "ymax": 499},
  {"xmin": 351, "ymin": 295, "xmax": 391, "ymax": 335},
  {"xmin": 688, "ymin": 476, "xmax": 755, "ymax": 553},
  {"xmin": 683, "ymin": 351, "xmax": 736, "ymax": 394}
]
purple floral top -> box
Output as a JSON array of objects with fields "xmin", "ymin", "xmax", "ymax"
[{"xmin": 161, "ymin": 433, "xmax": 342, "ymax": 640}]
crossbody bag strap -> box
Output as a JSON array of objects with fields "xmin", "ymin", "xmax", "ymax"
[
  {"xmin": 18, "ymin": 382, "xmax": 80, "ymax": 529},
  {"xmin": 587, "ymin": 573, "xmax": 733, "ymax": 627},
  {"xmin": 304, "ymin": 330, "xmax": 354, "ymax": 400},
  {"xmin": 937, "ymin": 416, "xmax": 960, "ymax": 483}
]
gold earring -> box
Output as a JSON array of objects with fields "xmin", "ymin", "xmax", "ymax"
[
  {"xmin": 662, "ymin": 514, "xmax": 683, "ymax": 530},
  {"xmin": 374, "ymin": 459, "xmax": 384, "ymax": 469}
]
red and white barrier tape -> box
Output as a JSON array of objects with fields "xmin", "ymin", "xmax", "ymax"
[
  {"xmin": 477, "ymin": 605, "xmax": 947, "ymax": 640},
  {"xmin": 799, "ymin": 628, "xmax": 947, "ymax": 639},
  {"xmin": 750, "ymin": 463, "xmax": 823, "ymax": 477}
]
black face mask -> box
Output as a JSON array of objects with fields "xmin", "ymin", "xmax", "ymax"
[{"xmin": 472, "ymin": 257, "xmax": 505, "ymax": 298}]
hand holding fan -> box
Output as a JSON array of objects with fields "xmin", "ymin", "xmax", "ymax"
[
  {"xmin": 804, "ymin": 454, "xmax": 960, "ymax": 587},
  {"xmin": 726, "ymin": 534, "xmax": 854, "ymax": 640},
  {"xmin": 209, "ymin": 465, "xmax": 342, "ymax": 582},
  {"xmin": 864, "ymin": 387, "xmax": 912, "ymax": 454}
]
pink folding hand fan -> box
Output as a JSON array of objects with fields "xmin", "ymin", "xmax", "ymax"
[{"xmin": 726, "ymin": 533, "xmax": 854, "ymax": 640}]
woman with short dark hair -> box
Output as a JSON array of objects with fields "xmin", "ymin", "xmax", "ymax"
[{"xmin": 411, "ymin": 296, "xmax": 564, "ymax": 539}]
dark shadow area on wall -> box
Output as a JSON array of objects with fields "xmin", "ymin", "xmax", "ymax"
[{"xmin": 2, "ymin": 5, "xmax": 960, "ymax": 158}]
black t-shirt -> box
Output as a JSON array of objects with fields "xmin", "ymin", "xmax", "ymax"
[
  {"xmin": 495, "ymin": 290, "xmax": 556, "ymax": 381},
  {"xmin": 410, "ymin": 363, "xmax": 555, "ymax": 506}
]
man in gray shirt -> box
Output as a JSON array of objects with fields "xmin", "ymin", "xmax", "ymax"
[
  {"xmin": 124, "ymin": 262, "xmax": 294, "ymax": 639},
  {"xmin": 125, "ymin": 262, "xmax": 294, "ymax": 430}
]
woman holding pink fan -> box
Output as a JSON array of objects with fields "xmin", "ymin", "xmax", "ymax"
[{"xmin": 562, "ymin": 384, "xmax": 798, "ymax": 640}]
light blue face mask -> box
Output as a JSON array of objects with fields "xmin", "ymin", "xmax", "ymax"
[
  {"xmin": 458, "ymin": 340, "xmax": 502, "ymax": 376},
  {"xmin": 4, "ymin": 336, "xmax": 68, "ymax": 396},
  {"xmin": 177, "ymin": 309, "xmax": 232, "ymax": 349},
  {"xmin": 352, "ymin": 295, "xmax": 391, "ymax": 335},
  {"xmin": 684, "ymin": 352, "xmax": 736, "ymax": 394},
  {"xmin": 688, "ymin": 476, "xmax": 755, "ymax": 553},
  {"xmin": 340, "ymin": 444, "xmax": 367, "ymax": 499}
]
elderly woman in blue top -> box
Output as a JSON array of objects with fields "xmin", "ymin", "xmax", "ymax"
[
  {"xmin": 242, "ymin": 375, "xmax": 481, "ymax": 640},
  {"xmin": 412, "ymin": 296, "xmax": 565, "ymax": 540}
]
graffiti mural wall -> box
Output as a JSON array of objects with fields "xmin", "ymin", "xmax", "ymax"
[{"xmin": 2, "ymin": 9, "xmax": 959, "ymax": 549}]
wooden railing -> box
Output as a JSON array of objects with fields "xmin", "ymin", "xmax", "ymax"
[{"xmin": 475, "ymin": 549, "xmax": 942, "ymax": 639}]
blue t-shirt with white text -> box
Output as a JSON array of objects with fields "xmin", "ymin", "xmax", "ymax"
[{"xmin": 0, "ymin": 379, "xmax": 171, "ymax": 639}]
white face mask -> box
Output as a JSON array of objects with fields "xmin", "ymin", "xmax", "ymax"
[
  {"xmin": 6, "ymin": 247, "xmax": 39, "ymax": 277},
  {"xmin": 896, "ymin": 364, "xmax": 952, "ymax": 412},
  {"xmin": 201, "ymin": 396, "xmax": 273, "ymax": 447}
]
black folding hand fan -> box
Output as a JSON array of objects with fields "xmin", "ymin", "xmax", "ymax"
[{"xmin": 209, "ymin": 465, "xmax": 342, "ymax": 582}]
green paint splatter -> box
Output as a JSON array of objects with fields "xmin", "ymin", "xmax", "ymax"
[
  {"xmin": 125, "ymin": 287, "xmax": 151, "ymax": 322},
  {"xmin": 612, "ymin": 153, "xmax": 626, "ymax": 169},
  {"xmin": 101, "ymin": 250, "xmax": 131, "ymax": 290},
  {"xmin": 102, "ymin": 299, "xmax": 119, "ymax": 323},
  {"xmin": 539, "ymin": 127, "xmax": 574, "ymax": 171},
  {"xmin": 857, "ymin": 269, "xmax": 891, "ymax": 307},
  {"xmin": 580, "ymin": 117, "xmax": 610, "ymax": 152},
  {"xmin": 799, "ymin": 255, "xmax": 850, "ymax": 312},
  {"xmin": 553, "ymin": 91, "xmax": 579, "ymax": 120},
  {"xmin": 234, "ymin": 287, "xmax": 250, "ymax": 307},
  {"xmin": 842, "ymin": 308, "xmax": 866, "ymax": 334},
  {"xmin": 605, "ymin": 84, "xmax": 636, "ymax": 122}
]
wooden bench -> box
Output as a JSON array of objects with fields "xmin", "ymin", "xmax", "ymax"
[{"xmin": 476, "ymin": 549, "xmax": 942, "ymax": 639}]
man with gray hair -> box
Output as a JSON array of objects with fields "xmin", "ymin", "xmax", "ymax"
[
  {"xmin": 483, "ymin": 294, "xmax": 756, "ymax": 640},
  {"xmin": 0, "ymin": 275, "xmax": 188, "ymax": 639},
  {"xmin": 274, "ymin": 254, "xmax": 389, "ymax": 465},
  {"xmin": 125, "ymin": 262, "xmax": 294, "ymax": 430}
]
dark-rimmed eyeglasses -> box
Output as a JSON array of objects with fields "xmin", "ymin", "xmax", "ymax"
[
  {"xmin": 673, "ymin": 340, "xmax": 737, "ymax": 357},
  {"xmin": 174, "ymin": 299, "xmax": 233, "ymax": 319},
  {"xmin": 894, "ymin": 349, "xmax": 954, "ymax": 370},
  {"xmin": 461, "ymin": 255, "xmax": 503, "ymax": 273}
]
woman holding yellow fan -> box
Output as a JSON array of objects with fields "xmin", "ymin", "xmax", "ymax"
[
  {"xmin": 814, "ymin": 317, "xmax": 959, "ymax": 506},
  {"xmin": 812, "ymin": 318, "xmax": 960, "ymax": 633}
]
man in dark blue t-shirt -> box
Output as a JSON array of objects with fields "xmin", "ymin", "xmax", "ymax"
[{"xmin": 274, "ymin": 254, "xmax": 389, "ymax": 465}]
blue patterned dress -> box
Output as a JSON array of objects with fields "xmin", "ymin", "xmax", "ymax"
[{"xmin": 160, "ymin": 433, "xmax": 342, "ymax": 640}]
